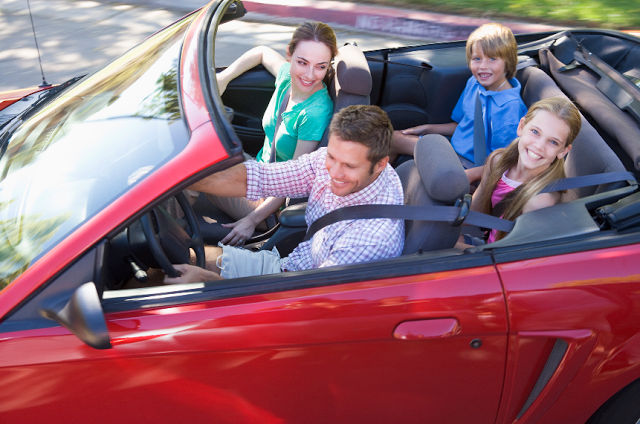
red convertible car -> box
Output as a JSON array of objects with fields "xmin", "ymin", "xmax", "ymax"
[{"xmin": 1, "ymin": 1, "xmax": 640, "ymax": 422}]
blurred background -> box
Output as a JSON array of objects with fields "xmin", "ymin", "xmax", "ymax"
[{"xmin": 0, "ymin": 0, "xmax": 637, "ymax": 92}]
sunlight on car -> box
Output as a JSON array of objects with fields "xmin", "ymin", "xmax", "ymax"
[{"xmin": 0, "ymin": 13, "xmax": 195, "ymax": 289}]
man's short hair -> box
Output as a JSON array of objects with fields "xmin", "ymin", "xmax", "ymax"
[
  {"xmin": 465, "ymin": 23, "xmax": 518, "ymax": 80},
  {"xmin": 329, "ymin": 105, "xmax": 393, "ymax": 169}
]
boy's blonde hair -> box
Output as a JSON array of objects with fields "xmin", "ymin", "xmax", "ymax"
[{"xmin": 465, "ymin": 23, "xmax": 518, "ymax": 80}]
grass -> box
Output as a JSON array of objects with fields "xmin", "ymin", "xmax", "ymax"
[{"xmin": 355, "ymin": 0, "xmax": 640, "ymax": 29}]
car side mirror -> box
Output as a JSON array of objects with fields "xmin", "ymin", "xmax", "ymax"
[{"xmin": 40, "ymin": 282, "xmax": 112, "ymax": 350}]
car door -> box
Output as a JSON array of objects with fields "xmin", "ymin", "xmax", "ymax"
[
  {"xmin": 0, "ymin": 250, "xmax": 507, "ymax": 424},
  {"xmin": 494, "ymin": 242, "xmax": 640, "ymax": 424}
]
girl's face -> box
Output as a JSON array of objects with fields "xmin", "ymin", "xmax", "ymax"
[
  {"xmin": 517, "ymin": 110, "xmax": 572, "ymax": 172},
  {"xmin": 469, "ymin": 42, "xmax": 508, "ymax": 91},
  {"xmin": 286, "ymin": 40, "xmax": 332, "ymax": 98}
]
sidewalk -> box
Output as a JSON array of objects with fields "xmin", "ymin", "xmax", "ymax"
[{"xmin": 103, "ymin": 0, "xmax": 563, "ymax": 42}]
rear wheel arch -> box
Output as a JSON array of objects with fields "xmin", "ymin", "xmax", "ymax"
[{"xmin": 586, "ymin": 377, "xmax": 640, "ymax": 424}]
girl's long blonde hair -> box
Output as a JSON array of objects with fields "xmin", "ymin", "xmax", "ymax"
[{"xmin": 480, "ymin": 97, "xmax": 582, "ymax": 240}]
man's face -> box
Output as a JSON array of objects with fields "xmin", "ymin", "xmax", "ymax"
[{"xmin": 325, "ymin": 135, "xmax": 388, "ymax": 197}]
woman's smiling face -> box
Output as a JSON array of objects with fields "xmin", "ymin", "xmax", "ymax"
[{"xmin": 286, "ymin": 40, "xmax": 332, "ymax": 98}]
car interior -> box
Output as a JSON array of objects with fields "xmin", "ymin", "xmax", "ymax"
[
  {"xmin": 67, "ymin": 27, "xmax": 636, "ymax": 299},
  {"xmin": 100, "ymin": 28, "xmax": 640, "ymax": 291}
]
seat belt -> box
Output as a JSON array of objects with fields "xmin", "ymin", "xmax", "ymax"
[
  {"xmin": 301, "ymin": 171, "xmax": 637, "ymax": 243},
  {"xmin": 473, "ymin": 92, "xmax": 487, "ymax": 167},
  {"xmin": 269, "ymin": 87, "xmax": 291, "ymax": 163},
  {"xmin": 302, "ymin": 201, "xmax": 513, "ymax": 243},
  {"xmin": 539, "ymin": 171, "xmax": 635, "ymax": 193}
]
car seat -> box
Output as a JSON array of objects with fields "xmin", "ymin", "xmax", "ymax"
[
  {"xmin": 395, "ymin": 134, "xmax": 470, "ymax": 254},
  {"xmin": 317, "ymin": 43, "xmax": 372, "ymax": 149}
]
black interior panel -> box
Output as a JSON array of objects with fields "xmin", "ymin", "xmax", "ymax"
[
  {"xmin": 376, "ymin": 46, "xmax": 470, "ymax": 131},
  {"xmin": 220, "ymin": 66, "xmax": 275, "ymax": 156}
]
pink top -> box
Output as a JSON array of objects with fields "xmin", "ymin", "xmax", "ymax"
[{"xmin": 487, "ymin": 171, "xmax": 522, "ymax": 243}]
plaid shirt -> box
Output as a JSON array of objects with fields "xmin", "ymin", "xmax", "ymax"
[{"xmin": 245, "ymin": 148, "xmax": 404, "ymax": 271}]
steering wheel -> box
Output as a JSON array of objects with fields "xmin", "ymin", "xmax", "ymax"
[{"xmin": 140, "ymin": 192, "xmax": 205, "ymax": 278}]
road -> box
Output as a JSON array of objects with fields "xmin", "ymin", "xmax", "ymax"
[{"xmin": 0, "ymin": 0, "xmax": 427, "ymax": 92}]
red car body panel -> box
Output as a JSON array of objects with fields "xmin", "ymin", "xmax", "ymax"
[
  {"xmin": 180, "ymin": 4, "xmax": 213, "ymax": 132},
  {"xmin": 0, "ymin": 267, "xmax": 507, "ymax": 423},
  {"xmin": 496, "ymin": 245, "xmax": 640, "ymax": 423},
  {"xmin": 0, "ymin": 86, "xmax": 49, "ymax": 112},
  {"xmin": 1, "ymin": 2, "xmax": 640, "ymax": 422}
]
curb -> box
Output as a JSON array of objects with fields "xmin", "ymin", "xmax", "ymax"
[{"xmin": 240, "ymin": 0, "xmax": 563, "ymax": 41}]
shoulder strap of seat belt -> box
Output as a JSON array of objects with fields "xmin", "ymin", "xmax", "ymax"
[
  {"xmin": 301, "ymin": 171, "xmax": 637, "ymax": 243},
  {"xmin": 269, "ymin": 87, "xmax": 291, "ymax": 163},
  {"xmin": 473, "ymin": 92, "xmax": 487, "ymax": 167},
  {"xmin": 539, "ymin": 171, "xmax": 636, "ymax": 193},
  {"xmin": 302, "ymin": 204, "xmax": 514, "ymax": 242}
]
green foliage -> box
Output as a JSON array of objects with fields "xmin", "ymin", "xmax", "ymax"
[
  {"xmin": 0, "ymin": 201, "xmax": 70, "ymax": 291},
  {"xmin": 375, "ymin": 0, "xmax": 640, "ymax": 29},
  {"xmin": 136, "ymin": 60, "xmax": 181, "ymax": 122}
]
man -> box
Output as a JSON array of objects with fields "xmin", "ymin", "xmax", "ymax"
[{"xmin": 165, "ymin": 105, "xmax": 404, "ymax": 284}]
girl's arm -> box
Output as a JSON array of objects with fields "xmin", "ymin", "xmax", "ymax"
[
  {"xmin": 522, "ymin": 192, "xmax": 562, "ymax": 214},
  {"xmin": 217, "ymin": 46, "xmax": 286, "ymax": 95}
]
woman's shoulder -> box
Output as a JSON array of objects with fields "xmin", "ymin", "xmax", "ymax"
[{"xmin": 300, "ymin": 88, "xmax": 333, "ymax": 116}]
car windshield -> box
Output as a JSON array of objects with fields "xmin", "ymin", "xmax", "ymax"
[{"xmin": 0, "ymin": 13, "xmax": 195, "ymax": 289}]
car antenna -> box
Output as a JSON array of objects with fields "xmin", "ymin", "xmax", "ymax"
[{"xmin": 27, "ymin": 0, "xmax": 51, "ymax": 88}]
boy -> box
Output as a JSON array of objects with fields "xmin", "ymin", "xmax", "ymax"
[{"xmin": 390, "ymin": 23, "xmax": 527, "ymax": 182}]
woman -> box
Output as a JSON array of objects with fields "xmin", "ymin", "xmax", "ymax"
[{"xmin": 211, "ymin": 21, "xmax": 338, "ymax": 245}]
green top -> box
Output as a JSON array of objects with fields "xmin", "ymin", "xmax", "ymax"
[{"xmin": 258, "ymin": 63, "xmax": 333, "ymax": 163}]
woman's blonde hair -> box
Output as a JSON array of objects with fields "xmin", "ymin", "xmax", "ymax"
[
  {"xmin": 288, "ymin": 21, "xmax": 338, "ymax": 86},
  {"xmin": 480, "ymin": 97, "xmax": 582, "ymax": 240},
  {"xmin": 466, "ymin": 23, "xmax": 518, "ymax": 80}
]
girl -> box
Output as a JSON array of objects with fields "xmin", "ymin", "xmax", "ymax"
[
  {"xmin": 211, "ymin": 21, "xmax": 338, "ymax": 246},
  {"xmin": 470, "ymin": 96, "xmax": 582, "ymax": 243}
]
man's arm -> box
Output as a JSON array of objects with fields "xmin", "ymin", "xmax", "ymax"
[{"xmin": 189, "ymin": 163, "xmax": 248, "ymax": 198}]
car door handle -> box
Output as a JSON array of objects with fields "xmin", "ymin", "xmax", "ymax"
[{"xmin": 393, "ymin": 318, "xmax": 460, "ymax": 340}]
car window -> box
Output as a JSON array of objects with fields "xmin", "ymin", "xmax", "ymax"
[{"xmin": 0, "ymin": 14, "xmax": 195, "ymax": 290}]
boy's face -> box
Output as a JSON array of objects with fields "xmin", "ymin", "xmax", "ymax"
[{"xmin": 469, "ymin": 42, "xmax": 508, "ymax": 91}]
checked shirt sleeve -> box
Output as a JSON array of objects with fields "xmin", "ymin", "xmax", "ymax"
[
  {"xmin": 316, "ymin": 218, "xmax": 405, "ymax": 268},
  {"xmin": 244, "ymin": 151, "xmax": 320, "ymax": 201}
]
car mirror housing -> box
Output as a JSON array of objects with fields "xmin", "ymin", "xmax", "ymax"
[{"xmin": 40, "ymin": 282, "xmax": 112, "ymax": 350}]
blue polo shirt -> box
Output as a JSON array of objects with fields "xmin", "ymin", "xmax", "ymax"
[{"xmin": 450, "ymin": 76, "xmax": 527, "ymax": 164}]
